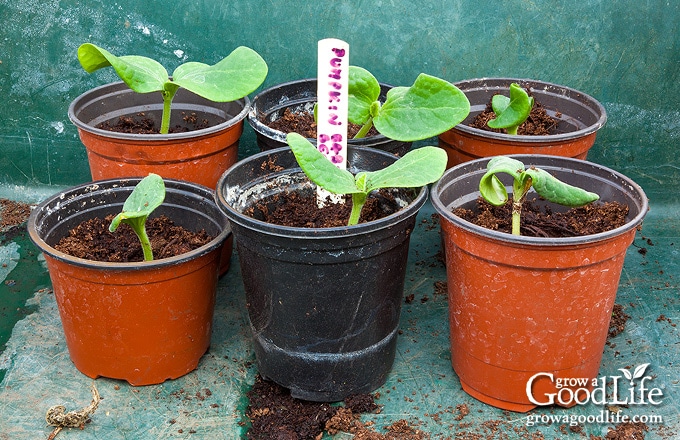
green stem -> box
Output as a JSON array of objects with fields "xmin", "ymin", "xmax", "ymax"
[
  {"xmin": 160, "ymin": 89, "xmax": 178, "ymax": 134},
  {"xmin": 348, "ymin": 193, "xmax": 367, "ymax": 226},
  {"xmin": 136, "ymin": 226, "xmax": 154, "ymax": 261},
  {"xmin": 353, "ymin": 118, "xmax": 374, "ymax": 139},
  {"xmin": 507, "ymin": 125, "xmax": 519, "ymax": 136},
  {"xmin": 511, "ymin": 200, "xmax": 522, "ymax": 236}
]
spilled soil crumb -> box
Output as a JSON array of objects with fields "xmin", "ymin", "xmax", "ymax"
[{"xmin": 608, "ymin": 304, "xmax": 631, "ymax": 339}]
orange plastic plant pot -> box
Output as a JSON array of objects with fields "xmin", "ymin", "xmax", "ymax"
[
  {"xmin": 69, "ymin": 81, "xmax": 249, "ymax": 190},
  {"xmin": 28, "ymin": 177, "xmax": 231, "ymax": 386},
  {"xmin": 438, "ymin": 128, "xmax": 595, "ymax": 168},
  {"xmin": 43, "ymin": 251, "xmax": 220, "ymax": 386},
  {"xmin": 437, "ymin": 78, "xmax": 607, "ymax": 168},
  {"xmin": 431, "ymin": 155, "xmax": 648, "ymax": 412},
  {"xmin": 441, "ymin": 220, "xmax": 635, "ymax": 412},
  {"xmin": 78, "ymin": 122, "xmax": 242, "ymax": 189}
]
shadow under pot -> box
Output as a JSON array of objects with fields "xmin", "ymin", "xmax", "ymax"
[
  {"xmin": 27, "ymin": 177, "xmax": 231, "ymax": 386},
  {"xmin": 438, "ymin": 78, "xmax": 607, "ymax": 167},
  {"xmin": 215, "ymin": 146, "xmax": 427, "ymax": 401},
  {"xmin": 431, "ymin": 154, "xmax": 647, "ymax": 412},
  {"xmin": 247, "ymin": 78, "xmax": 412, "ymax": 156}
]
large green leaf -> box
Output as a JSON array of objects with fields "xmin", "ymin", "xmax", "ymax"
[
  {"xmin": 362, "ymin": 147, "xmax": 447, "ymax": 191},
  {"xmin": 286, "ymin": 133, "xmax": 361, "ymax": 195},
  {"xmin": 172, "ymin": 46, "xmax": 268, "ymax": 102},
  {"xmin": 525, "ymin": 167, "xmax": 599, "ymax": 206},
  {"xmin": 77, "ymin": 43, "xmax": 168, "ymax": 94},
  {"xmin": 373, "ymin": 74, "xmax": 470, "ymax": 142}
]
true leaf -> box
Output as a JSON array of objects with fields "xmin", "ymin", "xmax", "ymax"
[{"xmin": 347, "ymin": 66, "xmax": 381, "ymax": 125}]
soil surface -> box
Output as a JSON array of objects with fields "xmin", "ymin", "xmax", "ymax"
[
  {"xmin": 96, "ymin": 112, "xmax": 211, "ymax": 134},
  {"xmin": 54, "ymin": 215, "xmax": 213, "ymax": 262},
  {"xmin": 469, "ymin": 88, "xmax": 559, "ymax": 135},
  {"xmin": 453, "ymin": 198, "xmax": 629, "ymax": 237},
  {"xmin": 245, "ymin": 190, "xmax": 408, "ymax": 228},
  {"xmin": 264, "ymin": 107, "xmax": 379, "ymax": 138},
  {"xmin": 245, "ymin": 375, "xmax": 427, "ymax": 439}
]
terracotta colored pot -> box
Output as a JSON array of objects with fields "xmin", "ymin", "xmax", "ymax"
[
  {"xmin": 247, "ymin": 78, "xmax": 412, "ymax": 156},
  {"xmin": 431, "ymin": 155, "xmax": 647, "ymax": 412},
  {"xmin": 27, "ymin": 178, "xmax": 230, "ymax": 385},
  {"xmin": 68, "ymin": 81, "xmax": 249, "ymax": 190},
  {"xmin": 215, "ymin": 146, "xmax": 427, "ymax": 401},
  {"xmin": 438, "ymin": 78, "xmax": 607, "ymax": 167}
]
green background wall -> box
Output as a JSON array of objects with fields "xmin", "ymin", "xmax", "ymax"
[{"xmin": 0, "ymin": 0, "xmax": 678, "ymax": 205}]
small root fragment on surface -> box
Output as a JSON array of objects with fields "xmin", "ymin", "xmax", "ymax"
[{"xmin": 45, "ymin": 382, "xmax": 101, "ymax": 439}]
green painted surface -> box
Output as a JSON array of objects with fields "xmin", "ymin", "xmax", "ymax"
[
  {"xmin": 0, "ymin": 0, "xmax": 678, "ymax": 190},
  {"xmin": 0, "ymin": 0, "xmax": 678, "ymax": 438}
]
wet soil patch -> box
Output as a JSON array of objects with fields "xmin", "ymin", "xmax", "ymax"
[
  {"xmin": 245, "ymin": 189, "xmax": 408, "ymax": 228},
  {"xmin": 96, "ymin": 112, "xmax": 211, "ymax": 134},
  {"xmin": 264, "ymin": 107, "xmax": 379, "ymax": 138},
  {"xmin": 54, "ymin": 215, "xmax": 213, "ymax": 262},
  {"xmin": 469, "ymin": 88, "xmax": 559, "ymax": 135},
  {"xmin": 453, "ymin": 198, "xmax": 629, "ymax": 237},
  {"xmin": 245, "ymin": 375, "xmax": 427, "ymax": 439}
]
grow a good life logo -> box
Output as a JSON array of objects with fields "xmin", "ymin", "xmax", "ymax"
[{"xmin": 526, "ymin": 363, "xmax": 664, "ymax": 407}]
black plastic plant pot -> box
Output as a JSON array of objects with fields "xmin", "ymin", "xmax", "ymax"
[
  {"xmin": 215, "ymin": 146, "xmax": 427, "ymax": 401},
  {"xmin": 438, "ymin": 78, "xmax": 607, "ymax": 167},
  {"xmin": 246, "ymin": 78, "xmax": 412, "ymax": 156}
]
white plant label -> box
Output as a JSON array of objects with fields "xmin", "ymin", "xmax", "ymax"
[{"xmin": 316, "ymin": 38, "xmax": 349, "ymax": 205}]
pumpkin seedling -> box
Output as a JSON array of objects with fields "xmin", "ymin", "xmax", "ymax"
[
  {"xmin": 314, "ymin": 66, "xmax": 470, "ymax": 142},
  {"xmin": 346, "ymin": 66, "xmax": 470, "ymax": 141},
  {"xmin": 77, "ymin": 43, "xmax": 268, "ymax": 134},
  {"xmin": 287, "ymin": 132, "xmax": 447, "ymax": 226},
  {"xmin": 486, "ymin": 83, "xmax": 534, "ymax": 135},
  {"xmin": 479, "ymin": 156, "xmax": 599, "ymax": 236},
  {"xmin": 109, "ymin": 173, "xmax": 166, "ymax": 261}
]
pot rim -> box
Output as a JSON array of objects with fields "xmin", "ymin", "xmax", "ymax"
[
  {"xmin": 215, "ymin": 146, "xmax": 428, "ymax": 239},
  {"xmin": 28, "ymin": 177, "xmax": 231, "ymax": 270},
  {"xmin": 68, "ymin": 80, "xmax": 250, "ymax": 142},
  {"xmin": 450, "ymin": 77, "xmax": 607, "ymax": 143},
  {"xmin": 431, "ymin": 154, "xmax": 648, "ymax": 246},
  {"xmin": 246, "ymin": 77, "xmax": 394, "ymax": 144}
]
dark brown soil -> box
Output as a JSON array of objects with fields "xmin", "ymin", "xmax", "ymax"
[
  {"xmin": 96, "ymin": 112, "xmax": 211, "ymax": 134},
  {"xmin": 265, "ymin": 107, "xmax": 379, "ymax": 138},
  {"xmin": 54, "ymin": 215, "xmax": 213, "ymax": 262},
  {"xmin": 453, "ymin": 198, "xmax": 629, "ymax": 237},
  {"xmin": 608, "ymin": 304, "xmax": 632, "ymax": 339},
  {"xmin": 469, "ymin": 88, "xmax": 559, "ymax": 135},
  {"xmin": 245, "ymin": 189, "xmax": 408, "ymax": 228},
  {"xmin": 245, "ymin": 375, "xmax": 427, "ymax": 440},
  {"xmin": 0, "ymin": 199, "xmax": 32, "ymax": 231}
]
